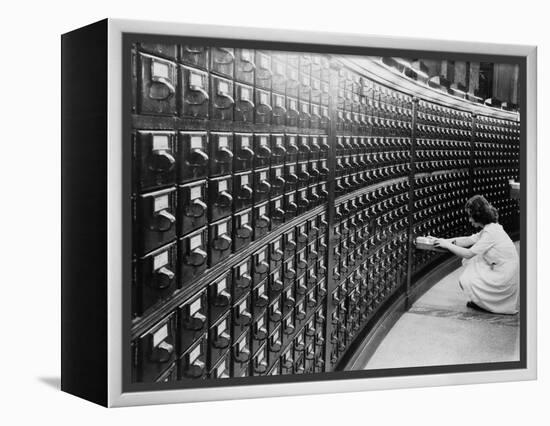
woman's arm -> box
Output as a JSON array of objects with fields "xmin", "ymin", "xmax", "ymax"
[
  {"xmin": 432, "ymin": 233, "xmax": 480, "ymax": 248},
  {"xmin": 449, "ymin": 236, "xmax": 478, "ymax": 248},
  {"xmin": 427, "ymin": 235, "xmax": 476, "ymax": 248},
  {"xmin": 433, "ymin": 239, "xmax": 476, "ymax": 259}
]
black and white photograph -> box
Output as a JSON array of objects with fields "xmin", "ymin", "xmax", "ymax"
[
  {"xmin": 3, "ymin": 0, "xmax": 547, "ymax": 420},
  {"xmin": 126, "ymin": 35, "xmax": 525, "ymax": 388}
]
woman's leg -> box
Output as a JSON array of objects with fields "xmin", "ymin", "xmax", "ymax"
[{"xmin": 458, "ymin": 271, "xmax": 479, "ymax": 306}]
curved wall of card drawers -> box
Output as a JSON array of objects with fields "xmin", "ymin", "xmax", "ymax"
[{"xmin": 129, "ymin": 44, "xmax": 520, "ymax": 383}]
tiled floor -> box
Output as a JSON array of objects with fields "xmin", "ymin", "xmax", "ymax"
[{"xmin": 363, "ymin": 243, "xmax": 520, "ymax": 369}]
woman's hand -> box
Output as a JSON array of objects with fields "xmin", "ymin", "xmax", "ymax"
[{"xmin": 433, "ymin": 238, "xmax": 452, "ymax": 250}]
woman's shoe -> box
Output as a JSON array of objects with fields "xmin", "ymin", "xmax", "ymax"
[{"xmin": 466, "ymin": 301, "xmax": 492, "ymax": 314}]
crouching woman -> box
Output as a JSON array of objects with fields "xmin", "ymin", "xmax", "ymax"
[{"xmin": 434, "ymin": 195, "xmax": 519, "ymax": 315}]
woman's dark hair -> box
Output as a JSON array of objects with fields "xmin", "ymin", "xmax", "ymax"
[{"xmin": 465, "ymin": 195, "xmax": 499, "ymax": 225}]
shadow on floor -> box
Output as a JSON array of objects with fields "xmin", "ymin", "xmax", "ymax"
[{"xmin": 38, "ymin": 377, "xmax": 61, "ymax": 390}]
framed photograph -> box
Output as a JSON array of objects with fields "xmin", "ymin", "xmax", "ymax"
[{"xmin": 61, "ymin": 18, "xmax": 537, "ymax": 407}]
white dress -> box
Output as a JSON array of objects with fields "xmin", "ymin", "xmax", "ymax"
[{"xmin": 458, "ymin": 223, "xmax": 519, "ymax": 314}]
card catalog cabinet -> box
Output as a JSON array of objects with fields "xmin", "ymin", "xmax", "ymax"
[{"xmin": 130, "ymin": 45, "xmax": 520, "ymax": 382}]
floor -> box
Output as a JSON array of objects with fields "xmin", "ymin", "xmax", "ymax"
[{"xmin": 363, "ymin": 243, "xmax": 520, "ymax": 369}]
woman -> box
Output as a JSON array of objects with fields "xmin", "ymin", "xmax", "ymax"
[{"xmin": 433, "ymin": 195, "xmax": 519, "ymax": 315}]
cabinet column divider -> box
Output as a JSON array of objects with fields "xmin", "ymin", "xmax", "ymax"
[
  {"xmin": 469, "ymin": 114, "xmax": 477, "ymax": 198},
  {"xmin": 322, "ymin": 60, "xmax": 341, "ymax": 372},
  {"xmin": 405, "ymin": 98, "xmax": 419, "ymax": 309}
]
